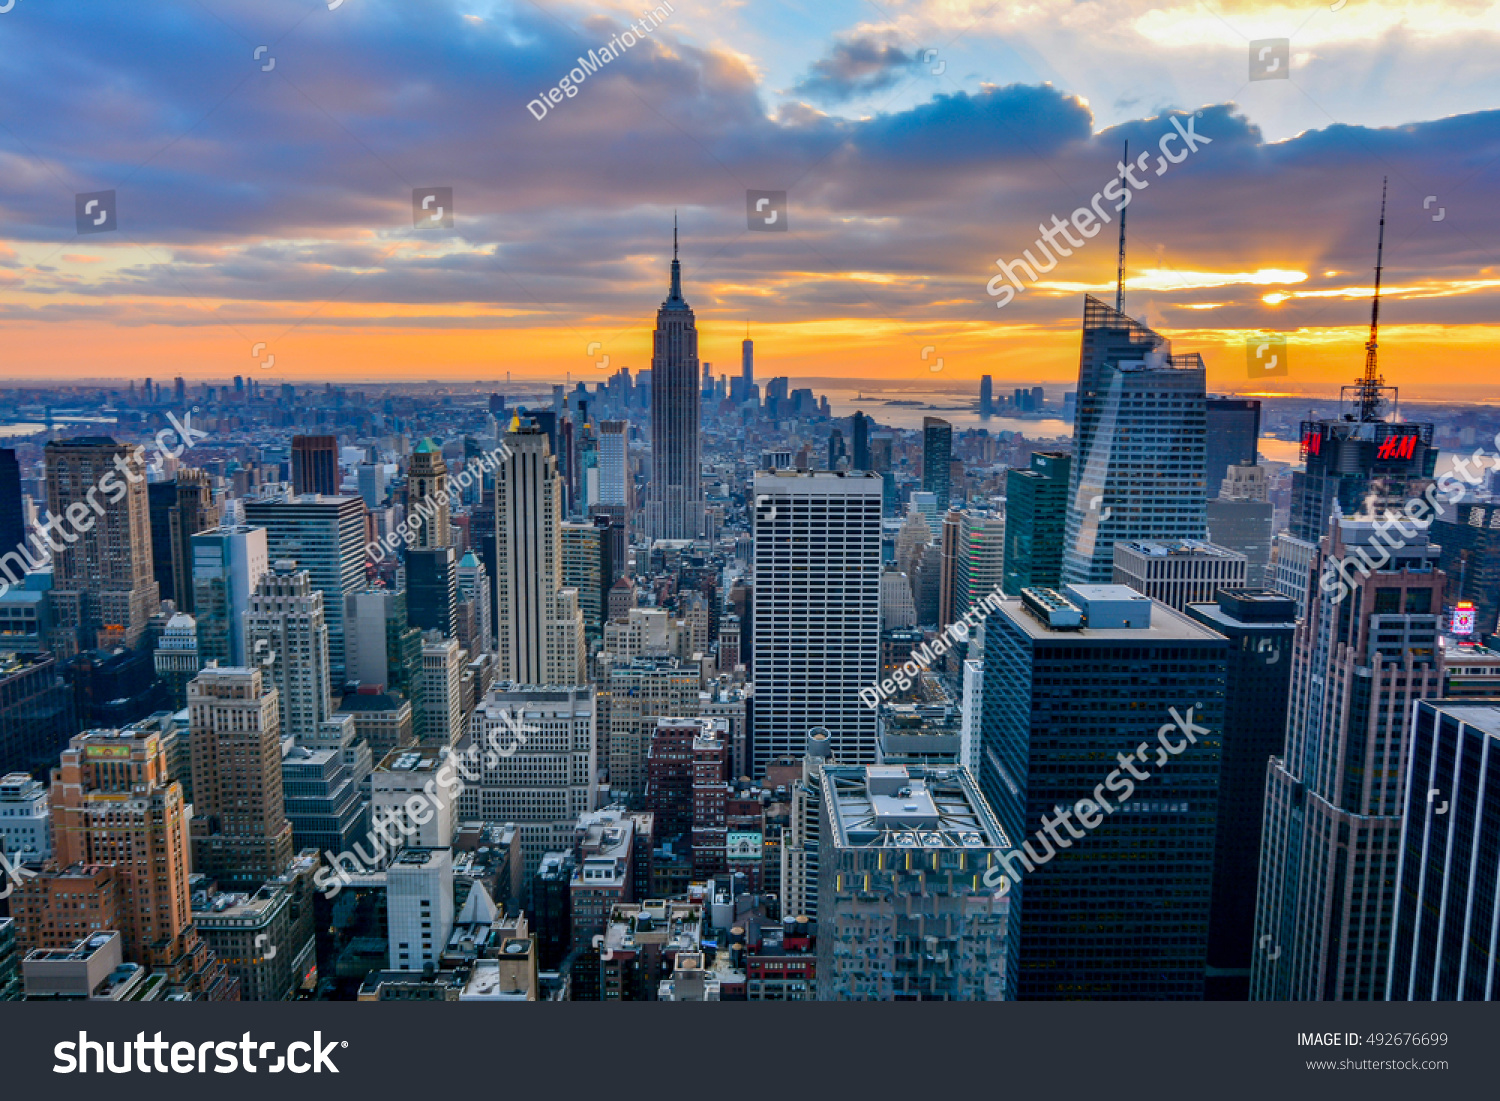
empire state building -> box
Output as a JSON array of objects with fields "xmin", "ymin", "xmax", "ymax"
[{"xmin": 645, "ymin": 220, "xmax": 705, "ymax": 540}]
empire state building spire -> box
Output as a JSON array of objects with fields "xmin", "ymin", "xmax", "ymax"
[
  {"xmin": 646, "ymin": 218, "xmax": 704, "ymax": 539},
  {"xmin": 665, "ymin": 210, "xmax": 686, "ymax": 307}
]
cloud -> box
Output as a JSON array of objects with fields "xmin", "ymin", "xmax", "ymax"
[{"xmin": 790, "ymin": 35, "xmax": 918, "ymax": 103}]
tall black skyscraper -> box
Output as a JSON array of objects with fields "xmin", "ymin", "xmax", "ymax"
[
  {"xmin": 1003, "ymin": 451, "xmax": 1071, "ymax": 595},
  {"xmin": 291, "ymin": 435, "xmax": 339, "ymax": 496},
  {"xmin": 0, "ymin": 449, "xmax": 23, "ymax": 565},
  {"xmin": 645, "ymin": 220, "xmax": 704, "ymax": 540},
  {"xmin": 850, "ymin": 411, "xmax": 871, "ymax": 472},
  {"xmin": 1204, "ymin": 397, "xmax": 1260, "ymax": 495},
  {"xmin": 1184, "ymin": 589, "xmax": 1296, "ymax": 1000},
  {"xmin": 922, "ymin": 416, "xmax": 952, "ymax": 510}
]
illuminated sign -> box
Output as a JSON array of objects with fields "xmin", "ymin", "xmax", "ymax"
[
  {"xmin": 1376, "ymin": 433, "xmax": 1418, "ymax": 461},
  {"xmin": 1452, "ymin": 602, "xmax": 1477, "ymax": 637},
  {"xmin": 727, "ymin": 831, "xmax": 763, "ymax": 861},
  {"xmin": 1301, "ymin": 430, "xmax": 1322, "ymax": 457},
  {"xmin": 85, "ymin": 744, "xmax": 132, "ymax": 759}
]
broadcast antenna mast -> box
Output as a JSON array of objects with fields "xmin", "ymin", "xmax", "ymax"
[
  {"xmin": 1356, "ymin": 177, "xmax": 1388, "ymax": 422},
  {"xmin": 1115, "ymin": 140, "xmax": 1128, "ymax": 313}
]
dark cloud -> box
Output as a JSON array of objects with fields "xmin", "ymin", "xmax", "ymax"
[
  {"xmin": 0, "ymin": 0, "xmax": 1494, "ymax": 336},
  {"xmin": 790, "ymin": 35, "xmax": 918, "ymax": 104}
]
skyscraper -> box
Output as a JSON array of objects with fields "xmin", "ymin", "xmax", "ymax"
[
  {"xmin": 1387, "ymin": 700, "xmax": 1500, "ymax": 1000},
  {"xmin": 44, "ymin": 437, "xmax": 160, "ymax": 652},
  {"xmin": 168, "ymin": 469, "xmax": 219, "ymax": 614},
  {"xmin": 40, "ymin": 727, "xmax": 234, "ymax": 998},
  {"xmin": 982, "ymin": 584, "xmax": 1226, "ymax": 999},
  {"xmin": 405, "ymin": 438, "xmax": 451, "ymax": 549},
  {"xmin": 191, "ymin": 524, "xmax": 269, "ymax": 668},
  {"xmin": 741, "ymin": 334, "xmax": 754, "ymax": 398},
  {"xmin": 1252, "ymin": 516, "xmax": 1446, "ymax": 1001},
  {"xmin": 955, "ymin": 508, "xmax": 1007, "ymax": 619},
  {"xmin": 0, "ymin": 448, "xmax": 24, "ymax": 568},
  {"xmin": 1204, "ymin": 397, "xmax": 1261, "ymax": 495},
  {"xmin": 1003, "ymin": 451, "xmax": 1070, "ymax": 595},
  {"xmin": 243, "ymin": 493, "xmax": 366, "ymax": 683},
  {"xmin": 1063, "ymin": 298, "xmax": 1207, "ymax": 585},
  {"xmin": 850, "ymin": 411, "xmax": 870, "ymax": 472},
  {"xmin": 645, "ymin": 223, "xmax": 705, "ymax": 541},
  {"xmin": 1184, "ymin": 589, "xmax": 1297, "ymax": 1000},
  {"xmin": 188, "ymin": 665, "xmax": 294, "ymax": 884},
  {"xmin": 752, "ymin": 470, "xmax": 882, "ymax": 775},
  {"xmin": 598, "ymin": 420, "xmax": 629, "ymax": 508},
  {"xmin": 245, "ymin": 562, "xmax": 332, "ymax": 742},
  {"xmin": 494, "ymin": 417, "xmax": 584, "ymax": 685},
  {"xmin": 1207, "ymin": 464, "xmax": 1274, "ymax": 588},
  {"xmin": 922, "ymin": 417, "xmax": 953, "ymax": 511},
  {"xmin": 405, "ymin": 545, "xmax": 458, "ymax": 638},
  {"xmin": 291, "ymin": 435, "xmax": 339, "ymax": 497},
  {"xmin": 979, "ymin": 376, "xmax": 994, "ymax": 416}
]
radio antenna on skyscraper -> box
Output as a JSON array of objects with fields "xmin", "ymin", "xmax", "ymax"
[
  {"xmin": 1355, "ymin": 178, "xmax": 1388, "ymax": 422},
  {"xmin": 1114, "ymin": 140, "xmax": 1129, "ymax": 314}
]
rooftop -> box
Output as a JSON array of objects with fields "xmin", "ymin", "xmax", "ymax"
[{"xmin": 821, "ymin": 764, "xmax": 1010, "ymax": 851}]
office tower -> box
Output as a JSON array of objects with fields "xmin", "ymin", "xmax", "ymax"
[
  {"xmin": 0, "ymin": 448, "xmax": 23, "ymax": 567},
  {"xmin": 191, "ymin": 527, "xmax": 268, "ymax": 669},
  {"xmin": 419, "ymin": 634, "xmax": 464, "ymax": 746},
  {"xmin": 869, "ymin": 436, "xmax": 896, "ymax": 514},
  {"xmin": 153, "ymin": 611, "xmax": 202, "ymax": 709},
  {"xmin": 0, "ymin": 653, "xmax": 76, "ymax": 777},
  {"xmin": 815, "ymin": 763, "xmax": 1012, "ymax": 1001},
  {"xmin": 1062, "ymin": 300, "xmax": 1207, "ymax": 585},
  {"xmin": 406, "ymin": 438, "xmax": 451, "ymax": 549},
  {"xmin": 347, "ymin": 587, "xmax": 423, "ymax": 708},
  {"xmin": 291, "ymin": 434, "xmax": 339, "ymax": 497},
  {"xmin": 1387, "ymin": 701, "xmax": 1500, "ymax": 1000},
  {"xmin": 387, "ymin": 848, "xmax": 455, "ymax": 972},
  {"xmin": 826, "ymin": 428, "xmax": 846, "ymax": 471},
  {"xmin": 645, "ymin": 225, "xmax": 705, "ymax": 541},
  {"xmin": 1291, "ymin": 423, "xmax": 1437, "ymax": 544},
  {"xmin": 982, "ymin": 584, "xmax": 1227, "ymax": 998},
  {"xmin": 908, "ymin": 490, "xmax": 940, "ymax": 534},
  {"xmin": 495, "ymin": 417, "xmax": 585, "ymax": 685},
  {"xmin": 1433, "ymin": 500, "xmax": 1500, "ymax": 640},
  {"xmin": 243, "ymin": 493, "xmax": 365, "ymax": 683},
  {"xmin": 979, "ymin": 376, "xmax": 994, "ymax": 416},
  {"xmin": 913, "ymin": 541, "xmax": 943, "ymax": 627},
  {"xmin": 780, "ymin": 729, "xmax": 835, "ymax": 921},
  {"xmin": 644, "ymin": 716, "xmax": 722, "ymax": 844},
  {"xmin": 752, "ymin": 471, "xmax": 882, "ymax": 774},
  {"xmin": 168, "ymin": 469, "xmax": 218, "ymax": 614},
  {"xmin": 149, "ymin": 480, "xmax": 178, "ymax": 605},
  {"xmin": 880, "ymin": 568, "xmax": 917, "ymax": 629},
  {"xmin": 897, "ymin": 505, "xmax": 934, "ymax": 581},
  {"xmin": 938, "ymin": 508, "xmax": 962, "ymax": 630},
  {"xmin": 955, "ymin": 508, "xmax": 1007, "ymax": 618},
  {"xmin": 405, "ymin": 545, "xmax": 458, "ymax": 638},
  {"xmin": 561, "ymin": 520, "xmax": 607, "ymax": 643},
  {"xmin": 598, "ymin": 420, "xmax": 629, "ymax": 508},
  {"xmin": 960, "ymin": 658, "xmax": 984, "ymax": 774},
  {"xmin": 44, "ymin": 437, "xmax": 160, "ymax": 651},
  {"xmin": 461, "ymin": 683, "xmax": 597, "ymax": 878},
  {"xmin": 850, "ymin": 411, "xmax": 870, "ymax": 472},
  {"xmin": 1111, "ymin": 539, "xmax": 1248, "ymax": 611},
  {"xmin": 922, "ymin": 417, "xmax": 953, "ymax": 511},
  {"xmin": 41, "ymin": 727, "xmax": 234, "ymax": 998},
  {"xmin": 456, "ymin": 551, "xmax": 493, "ymax": 658},
  {"xmin": 1184, "ymin": 590, "xmax": 1297, "ymax": 1000},
  {"xmin": 357, "ymin": 462, "xmax": 387, "ymax": 509},
  {"xmin": 281, "ymin": 739, "xmax": 367, "ymax": 856},
  {"xmin": 605, "ymin": 657, "xmax": 702, "ymax": 800},
  {"xmin": 1270, "ymin": 532, "xmax": 1319, "ymax": 618},
  {"xmin": 1204, "ymin": 397, "xmax": 1261, "ymax": 494},
  {"xmin": 245, "ymin": 562, "xmax": 332, "ymax": 741},
  {"xmin": 741, "ymin": 335, "xmax": 754, "ymax": 398},
  {"xmin": 1252, "ymin": 517, "xmax": 1446, "ymax": 1001},
  {"xmin": 1207, "ymin": 464, "xmax": 1274, "ymax": 587},
  {"xmin": 192, "ymin": 854, "xmax": 319, "ymax": 1002},
  {"xmin": 372, "ymin": 745, "xmax": 457, "ymax": 852},
  {"xmin": 187, "ymin": 666, "xmax": 294, "ymax": 884}
]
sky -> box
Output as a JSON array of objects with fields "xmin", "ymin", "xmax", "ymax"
[{"xmin": 0, "ymin": 0, "xmax": 1497, "ymax": 398}]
